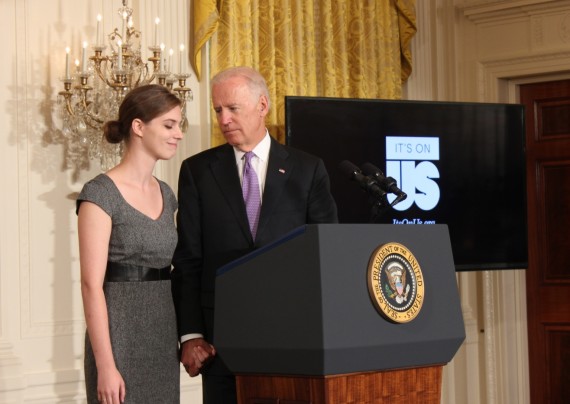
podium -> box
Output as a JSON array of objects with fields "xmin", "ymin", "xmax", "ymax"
[{"xmin": 215, "ymin": 224, "xmax": 465, "ymax": 403}]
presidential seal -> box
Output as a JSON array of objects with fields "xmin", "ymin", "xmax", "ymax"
[{"xmin": 367, "ymin": 242, "xmax": 425, "ymax": 323}]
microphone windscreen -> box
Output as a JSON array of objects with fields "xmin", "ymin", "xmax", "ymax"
[
  {"xmin": 360, "ymin": 162, "xmax": 382, "ymax": 177},
  {"xmin": 339, "ymin": 160, "xmax": 360, "ymax": 178}
]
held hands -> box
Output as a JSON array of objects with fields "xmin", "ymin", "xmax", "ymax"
[{"xmin": 180, "ymin": 338, "xmax": 216, "ymax": 377}]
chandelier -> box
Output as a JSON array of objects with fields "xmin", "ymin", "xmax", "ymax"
[{"xmin": 58, "ymin": 0, "xmax": 192, "ymax": 172}]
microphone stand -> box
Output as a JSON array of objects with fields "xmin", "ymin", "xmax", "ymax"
[
  {"xmin": 368, "ymin": 193, "xmax": 391, "ymax": 223},
  {"xmin": 367, "ymin": 187, "xmax": 407, "ymax": 223}
]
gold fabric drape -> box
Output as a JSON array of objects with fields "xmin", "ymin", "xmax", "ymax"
[
  {"xmin": 192, "ymin": 0, "xmax": 416, "ymax": 146},
  {"xmin": 395, "ymin": 0, "xmax": 417, "ymax": 80},
  {"xmin": 191, "ymin": 0, "xmax": 221, "ymax": 81}
]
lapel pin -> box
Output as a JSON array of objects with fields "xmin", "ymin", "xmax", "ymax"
[{"xmin": 278, "ymin": 168, "xmax": 286, "ymax": 174}]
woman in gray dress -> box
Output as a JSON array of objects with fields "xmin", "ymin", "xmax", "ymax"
[{"xmin": 77, "ymin": 85, "xmax": 183, "ymax": 404}]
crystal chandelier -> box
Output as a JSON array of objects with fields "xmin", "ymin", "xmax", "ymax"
[{"xmin": 58, "ymin": 0, "xmax": 192, "ymax": 172}]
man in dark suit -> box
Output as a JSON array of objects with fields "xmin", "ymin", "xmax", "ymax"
[{"xmin": 171, "ymin": 66, "xmax": 338, "ymax": 404}]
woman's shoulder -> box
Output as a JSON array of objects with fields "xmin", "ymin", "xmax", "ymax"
[
  {"xmin": 76, "ymin": 174, "xmax": 119, "ymax": 215},
  {"xmin": 80, "ymin": 174, "xmax": 118, "ymax": 197},
  {"xmin": 83, "ymin": 172, "xmax": 113, "ymax": 187}
]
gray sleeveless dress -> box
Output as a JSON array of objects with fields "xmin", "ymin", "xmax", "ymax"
[{"xmin": 77, "ymin": 174, "xmax": 180, "ymax": 403}]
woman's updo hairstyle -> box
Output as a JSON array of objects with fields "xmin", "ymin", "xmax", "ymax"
[{"xmin": 104, "ymin": 84, "xmax": 182, "ymax": 144}]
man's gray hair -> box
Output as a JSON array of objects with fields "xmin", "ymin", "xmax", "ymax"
[{"xmin": 211, "ymin": 66, "xmax": 271, "ymax": 111}]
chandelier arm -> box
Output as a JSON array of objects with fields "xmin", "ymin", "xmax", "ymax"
[
  {"xmin": 96, "ymin": 61, "xmax": 125, "ymax": 88},
  {"xmin": 141, "ymin": 73, "xmax": 155, "ymax": 86},
  {"xmin": 136, "ymin": 61, "xmax": 153, "ymax": 86},
  {"xmin": 58, "ymin": 92, "xmax": 76, "ymax": 116},
  {"xmin": 74, "ymin": 86, "xmax": 106, "ymax": 129},
  {"xmin": 93, "ymin": 60, "xmax": 108, "ymax": 83},
  {"xmin": 94, "ymin": 63, "xmax": 113, "ymax": 88},
  {"xmin": 83, "ymin": 113, "xmax": 105, "ymax": 129},
  {"xmin": 77, "ymin": 84, "xmax": 94, "ymax": 110},
  {"xmin": 127, "ymin": 69, "xmax": 143, "ymax": 88}
]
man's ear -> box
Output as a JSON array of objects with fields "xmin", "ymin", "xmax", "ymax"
[{"xmin": 259, "ymin": 95, "xmax": 269, "ymax": 116}]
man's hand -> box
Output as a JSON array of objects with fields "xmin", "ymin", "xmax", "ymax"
[{"xmin": 180, "ymin": 338, "xmax": 216, "ymax": 377}]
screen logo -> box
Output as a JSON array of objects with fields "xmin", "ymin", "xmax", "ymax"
[{"xmin": 385, "ymin": 136, "xmax": 440, "ymax": 211}]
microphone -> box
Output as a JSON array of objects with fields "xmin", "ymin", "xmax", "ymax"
[
  {"xmin": 360, "ymin": 162, "xmax": 407, "ymax": 205},
  {"xmin": 339, "ymin": 160, "xmax": 386, "ymax": 200}
]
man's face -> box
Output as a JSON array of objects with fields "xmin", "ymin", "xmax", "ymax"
[{"xmin": 212, "ymin": 76, "xmax": 268, "ymax": 151}]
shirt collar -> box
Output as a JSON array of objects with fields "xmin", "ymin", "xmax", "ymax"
[{"xmin": 234, "ymin": 130, "xmax": 271, "ymax": 163}]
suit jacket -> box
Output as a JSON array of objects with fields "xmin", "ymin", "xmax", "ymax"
[{"xmin": 171, "ymin": 137, "xmax": 338, "ymax": 341}]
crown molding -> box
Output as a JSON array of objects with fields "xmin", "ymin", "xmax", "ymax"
[{"xmin": 461, "ymin": 0, "xmax": 570, "ymax": 22}]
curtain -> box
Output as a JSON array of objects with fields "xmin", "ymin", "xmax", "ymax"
[
  {"xmin": 192, "ymin": 0, "xmax": 416, "ymax": 146},
  {"xmin": 191, "ymin": 0, "xmax": 220, "ymax": 81}
]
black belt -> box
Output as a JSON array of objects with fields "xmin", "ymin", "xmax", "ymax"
[{"xmin": 105, "ymin": 262, "xmax": 171, "ymax": 282}]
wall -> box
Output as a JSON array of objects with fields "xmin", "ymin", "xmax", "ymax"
[
  {"xmin": 0, "ymin": 0, "xmax": 206, "ymax": 402},
  {"xmin": 409, "ymin": 1, "xmax": 570, "ymax": 403}
]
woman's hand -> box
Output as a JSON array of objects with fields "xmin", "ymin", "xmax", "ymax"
[{"xmin": 97, "ymin": 365, "xmax": 126, "ymax": 404}]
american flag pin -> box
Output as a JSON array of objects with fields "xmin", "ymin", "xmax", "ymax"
[{"xmin": 278, "ymin": 168, "xmax": 286, "ymax": 174}]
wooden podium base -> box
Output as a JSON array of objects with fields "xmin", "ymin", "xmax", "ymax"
[{"xmin": 236, "ymin": 365, "xmax": 442, "ymax": 404}]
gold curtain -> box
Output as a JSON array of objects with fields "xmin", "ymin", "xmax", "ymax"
[
  {"xmin": 191, "ymin": 0, "xmax": 220, "ymax": 81},
  {"xmin": 192, "ymin": 0, "xmax": 416, "ymax": 146}
]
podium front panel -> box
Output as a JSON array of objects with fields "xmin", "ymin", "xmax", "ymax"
[{"xmin": 215, "ymin": 224, "xmax": 465, "ymax": 375}]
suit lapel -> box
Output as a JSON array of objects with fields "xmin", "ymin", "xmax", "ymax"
[
  {"xmin": 257, "ymin": 139, "xmax": 292, "ymax": 236},
  {"xmin": 210, "ymin": 145, "xmax": 252, "ymax": 240}
]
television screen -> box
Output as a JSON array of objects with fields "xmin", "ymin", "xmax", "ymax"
[{"xmin": 285, "ymin": 96, "xmax": 527, "ymax": 271}]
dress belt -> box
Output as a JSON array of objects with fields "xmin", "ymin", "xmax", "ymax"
[{"xmin": 105, "ymin": 262, "xmax": 172, "ymax": 282}]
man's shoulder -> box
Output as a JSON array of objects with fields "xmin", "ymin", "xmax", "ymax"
[{"xmin": 274, "ymin": 141, "xmax": 322, "ymax": 164}]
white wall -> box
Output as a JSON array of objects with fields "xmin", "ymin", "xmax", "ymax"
[
  {"xmin": 2, "ymin": 0, "xmax": 570, "ymax": 403},
  {"xmin": 0, "ymin": 1, "xmax": 205, "ymax": 402}
]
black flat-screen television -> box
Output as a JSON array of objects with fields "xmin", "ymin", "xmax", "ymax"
[{"xmin": 285, "ymin": 96, "xmax": 527, "ymax": 271}]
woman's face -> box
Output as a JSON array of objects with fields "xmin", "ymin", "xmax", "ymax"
[{"xmin": 136, "ymin": 105, "xmax": 183, "ymax": 160}]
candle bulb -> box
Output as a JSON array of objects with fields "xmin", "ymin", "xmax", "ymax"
[
  {"xmin": 169, "ymin": 48, "xmax": 173, "ymax": 73},
  {"xmin": 179, "ymin": 43, "xmax": 185, "ymax": 74},
  {"xmin": 154, "ymin": 17, "xmax": 160, "ymax": 47},
  {"xmin": 65, "ymin": 47, "xmax": 70, "ymax": 78},
  {"xmin": 96, "ymin": 15, "xmax": 102, "ymax": 46},
  {"xmin": 160, "ymin": 43, "xmax": 165, "ymax": 72},
  {"xmin": 75, "ymin": 59, "xmax": 80, "ymax": 73},
  {"xmin": 82, "ymin": 41, "xmax": 88, "ymax": 73},
  {"xmin": 121, "ymin": 11, "xmax": 127, "ymax": 39},
  {"xmin": 117, "ymin": 40, "xmax": 123, "ymax": 70}
]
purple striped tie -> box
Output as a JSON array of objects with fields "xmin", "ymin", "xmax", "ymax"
[{"xmin": 242, "ymin": 151, "xmax": 261, "ymax": 239}]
